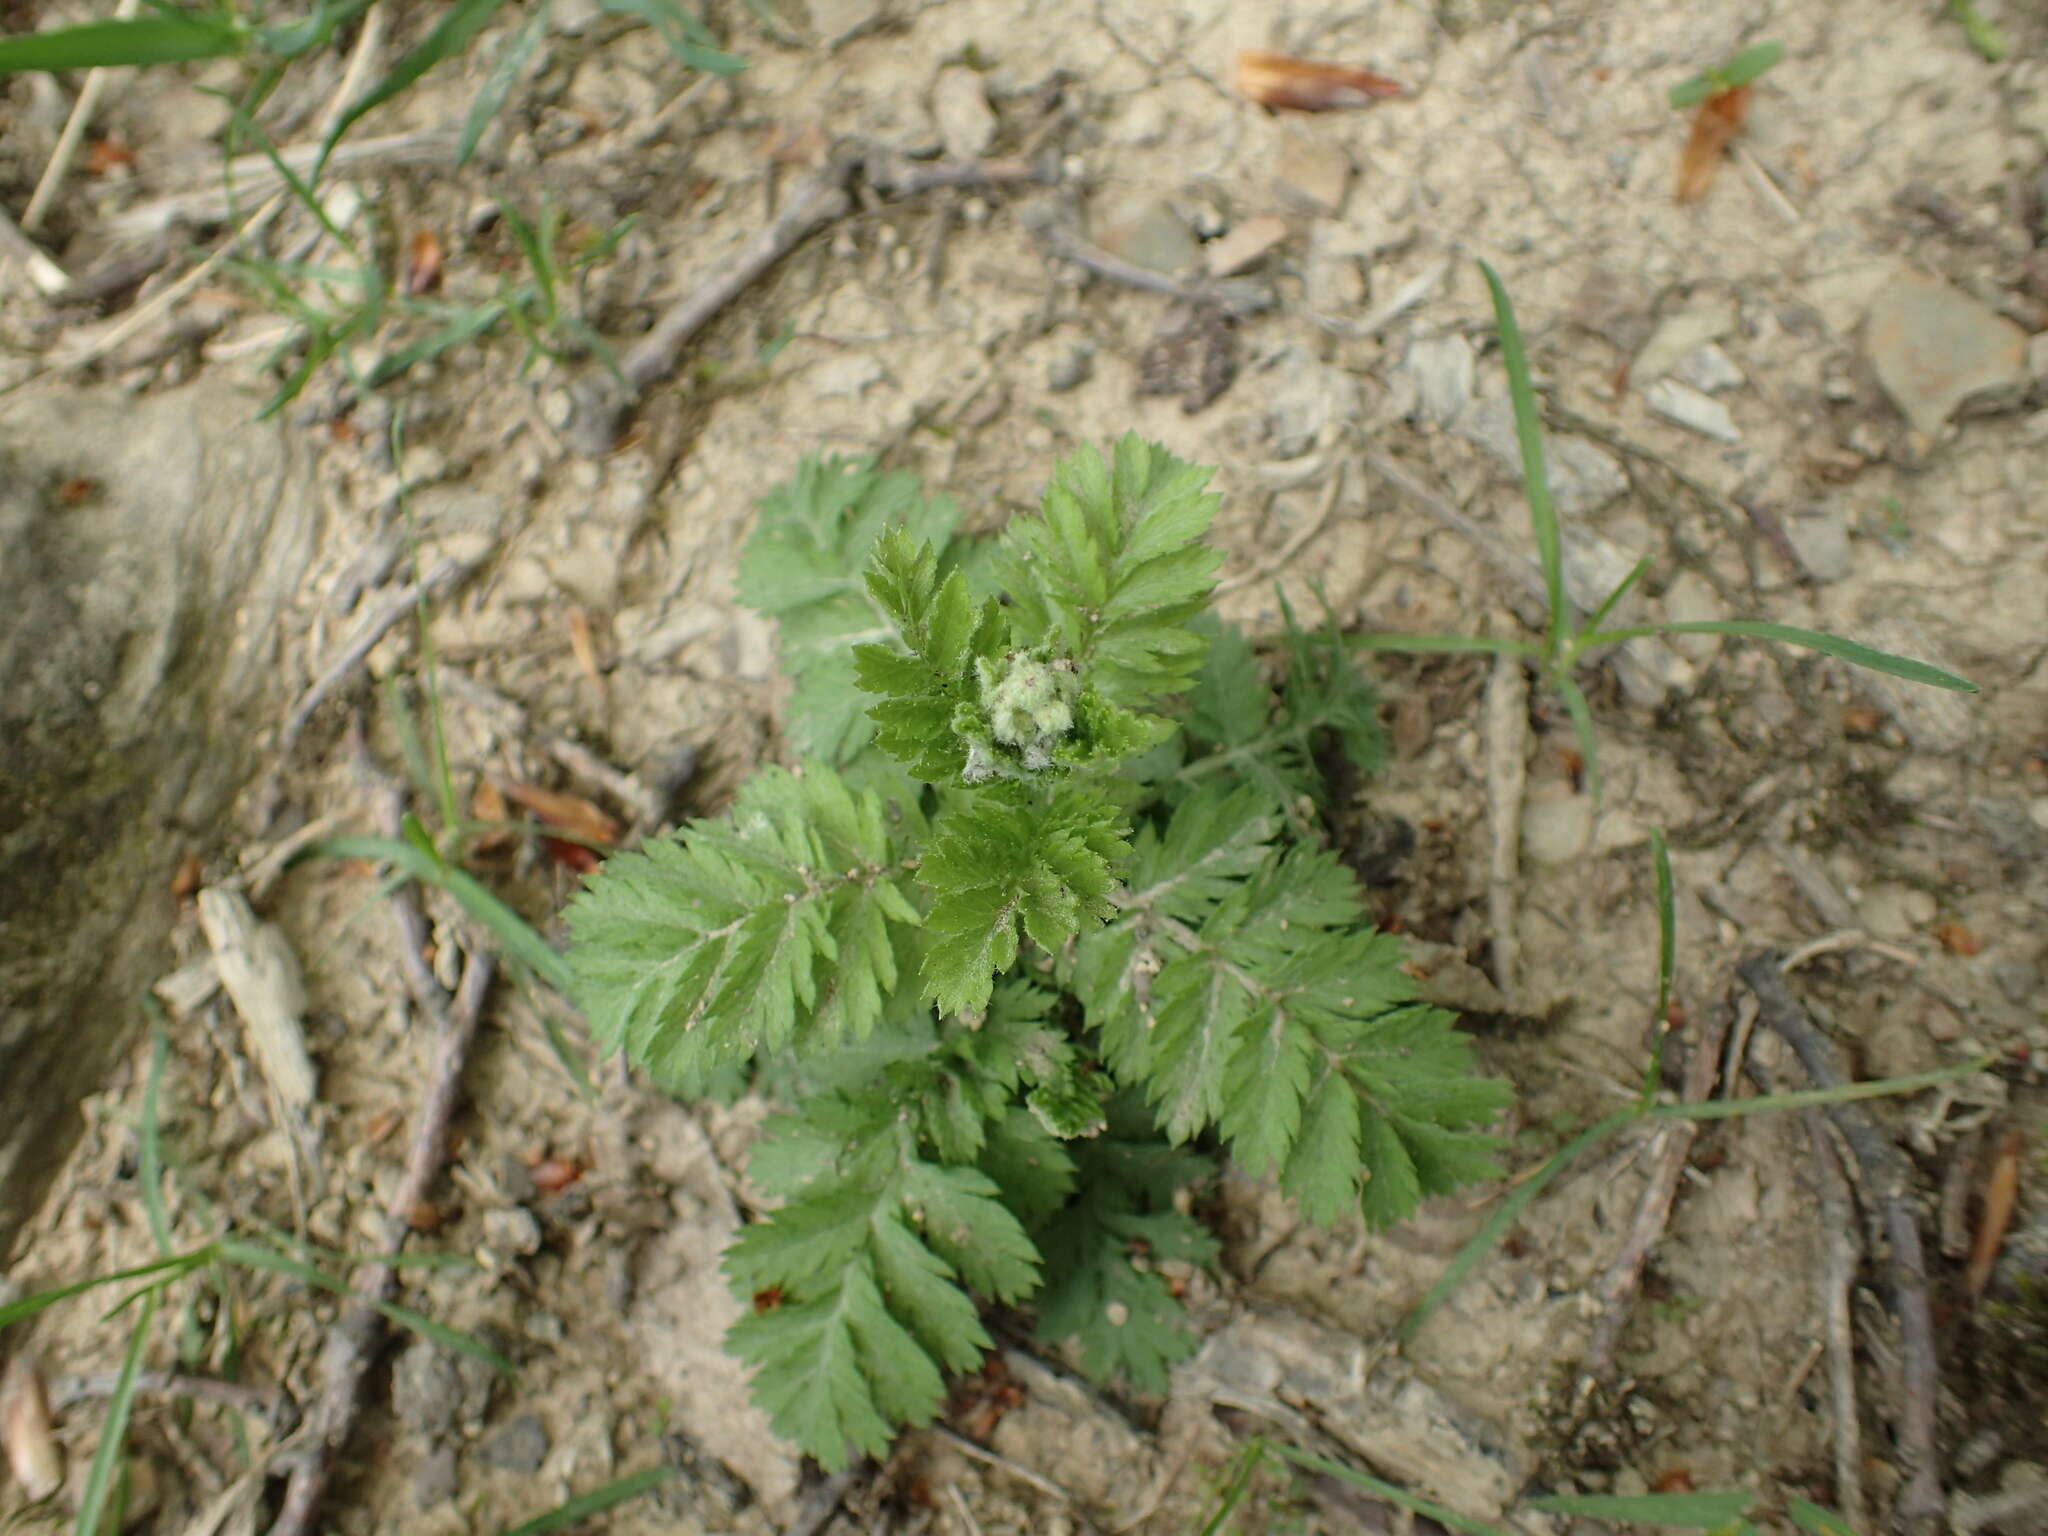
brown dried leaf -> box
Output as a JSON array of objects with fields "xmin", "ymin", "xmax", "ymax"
[
  {"xmin": 567, "ymin": 607, "xmax": 605, "ymax": 691},
  {"xmin": 1, "ymin": 1353, "xmax": 63, "ymax": 1503},
  {"xmin": 1676, "ymin": 85, "xmax": 1750, "ymax": 204},
  {"xmin": 1236, "ymin": 49, "xmax": 1404, "ymax": 112},
  {"xmin": 170, "ymin": 851, "xmax": 203, "ymax": 900},
  {"xmin": 468, "ymin": 779, "xmax": 516, "ymax": 858},
  {"xmin": 1934, "ymin": 921, "xmax": 1982, "ymax": 957},
  {"xmin": 83, "ymin": 138, "xmax": 133, "ymax": 175},
  {"xmin": 407, "ymin": 229, "xmax": 445, "ymax": 296},
  {"xmin": 1965, "ymin": 1131, "xmax": 2022, "ymax": 1305},
  {"xmin": 495, "ymin": 779, "xmax": 622, "ymax": 847}
]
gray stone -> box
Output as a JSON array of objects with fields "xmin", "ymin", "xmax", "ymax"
[
  {"xmin": 0, "ymin": 386, "xmax": 320, "ymax": 1260},
  {"xmin": 414, "ymin": 1446, "xmax": 459, "ymax": 1510},
  {"xmin": 1202, "ymin": 214, "xmax": 1289, "ymax": 278},
  {"xmin": 482, "ymin": 1206, "xmax": 544, "ymax": 1259},
  {"xmin": 1274, "ymin": 132, "xmax": 1352, "ymax": 216},
  {"xmin": 1459, "ymin": 398, "xmax": 1628, "ymax": 517},
  {"xmin": 1632, "ymin": 307, "xmax": 1734, "ymax": 385},
  {"xmin": 1864, "ymin": 271, "xmax": 2028, "ymax": 436},
  {"xmin": 1973, "ymin": 798, "xmax": 2041, "ymax": 863},
  {"xmin": 930, "ymin": 66, "xmax": 996, "ymax": 162},
  {"xmin": 476, "ymin": 1413, "xmax": 551, "ymax": 1474},
  {"xmin": 1783, "ymin": 504, "xmax": 1854, "ymax": 583},
  {"xmin": 1642, "ymin": 377, "xmax": 1740, "ymax": 443},
  {"xmin": 393, "ymin": 1334, "xmax": 505, "ymax": 1436},
  {"xmin": 1398, "ymin": 333, "xmax": 1476, "ymax": 428},
  {"xmin": 1179, "ymin": 1309, "xmax": 1531, "ymax": 1519},
  {"xmin": 1090, "ymin": 197, "xmax": 1199, "ymax": 275},
  {"xmin": 1522, "ymin": 783, "xmax": 1593, "ymax": 867},
  {"xmin": 1046, "ymin": 342, "xmax": 1095, "ymax": 393},
  {"xmin": 1672, "ymin": 342, "xmax": 1744, "ymax": 393},
  {"xmin": 1993, "ymin": 960, "xmax": 2041, "ymax": 1004}
]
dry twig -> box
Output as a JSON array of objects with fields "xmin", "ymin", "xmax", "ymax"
[
  {"xmin": 1737, "ymin": 950, "xmax": 1944, "ymax": 1536},
  {"xmin": 571, "ymin": 151, "xmax": 1055, "ymax": 454},
  {"xmin": 265, "ymin": 941, "xmax": 495, "ymax": 1536},
  {"xmin": 21, "ymin": 0, "xmax": 141, "ymax": 233},
  {"xmin": 1482, "ymin": 650, "xmax": 1529, "ymax": 1010},
  {"xmin": 1582, "ymin": 997, "xmax": 1733, "ymax": 1378},
  {"xmin": 1803, "ymin": 1113, "xmax": 1870, "ymax": 1534}
]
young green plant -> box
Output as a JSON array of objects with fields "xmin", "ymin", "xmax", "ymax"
[
  {"xmin": 566, "ymin": 438, "xmax": 1507, "ymax": 1471},
  {"xmin": 1351, "ymin": 261, "xmax": 1976, "ymax": 802}
]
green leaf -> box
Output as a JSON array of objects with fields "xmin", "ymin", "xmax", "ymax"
[
  {"xmin": 319, "ymin": 0, "xmax": 512, "ymax": 177},
  {"xmin": 721, "ymin": 1109, "xmax": 1037, "ymax": 1469},
  {"xmin": 595, "ymin": 0, "xmax": 745, "ymax": 71},
  {"xmin": 976, "ymin": 1108, "xmax": 1078, "ymax": 1224},
  {"xmin": 918, "ymin": 789, "xmax": 1129, "ymax": 1016},
  {"xmin": 994, "ymin": 434, "xmax": 1223, "ymax": 707},
  {"xmin": 1950, "ymin": 0, "xmax": 2008, "ymax": 61},
  {"xmin": 566, "ymin": 763, "xmax": 920, "ymax": 1079},
  {"xmin": 1032, "ymin": 1122, "xmax": 1217, "ymax": 1392},
  {"xmin": 1479, "ymin": 260, "xmax": 1568, "ymax": 653},
  {"xmin": 1345, "ymin": 632, "xmax": 1542, "ymax": 656},
  {"xmin": 0, "ymin": 13, "xmax": 244, "ymax": 73},
  {"xmin": 499, "ymin": 1466, "xmax": 675, "ymax": 1536},
  {"xmin": 307, "ymin": 835, "xmax": 573, "ymax": 994},
  {"xmin": 1786, "ymin": 1501, "xmax": 1859, "ymax": 1536},
  {"xmin": 740, "ymin": 460, "xmax": 969, "ymax": 765},
  {"xmin": 1579, "ymin": 620, "xmax": 1978, "ymax": 693},
  {"xmin": 458, "ymin": 0, "xmax": 551, "ymax": 166},
  {"xmin": 77, "ymin": 1287, "xmax": 159, "ymax": 1536},
  {"xmin": 1529, "ymin": 1491, "xmax": 1758, "ymax": 1527},
  {"xmin": 0, "ymin": 1250, "xmax": 213, "ymax": 1330}
]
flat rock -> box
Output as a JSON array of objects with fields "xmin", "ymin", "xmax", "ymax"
[
  {"xmin": 1642, "ymin": 377, "xmax": 1739, "ymax": 442},
  {"xmin": 1395, "ymin": 332, "xmax": 1477, "ymax": 428},
  {"xmin": 1672, "ymin": 342, "xmax": 1744, "ymax": 393},
  {"xmin": 476, "ymin": 1413, "xmax": 550, "ymax": 1474},
  {"xmin": 1632, "ymin": 306, "xmax": 1733, "ymax": 384},
  {"xmin": 930, "ymin": 65, "xmax": 996, "ymax": 161},
  {"xmin": 1274, "ymin": 131, "xmax": 1352, "ymax": 216},
  {"xmin": 1783, "ymin": 504, "xmax": 1853, "ymax": 583},
  {"xmin": 1864, "ymin": 270, "xmax": 2027, "ymax": 436},
  {"xmin": 414, "ymin": 1446, "xmax": 459, "ymax": 1510},
  {"xmin": 1458, "ymin": 398, "xmax": 1628, "ymax": 517},
  {"xmin": 1090, "ymin": 197, "xmax": 1199, "ymax": 274},
  {"xmin": 1178, "ymin": 1309, "xmax": 1531, "ymax": 1519},
  {"xmin": 1203, "ymin": 214, "xmax": 1289, "ymax": 277}
]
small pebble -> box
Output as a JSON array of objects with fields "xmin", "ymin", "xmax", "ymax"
[
  {"xmin": 476, "ymin": 1413, "xmax": 550, "ymax": 1474},
  {"xmin": 1047, "ymin": 343, "xmax": 1095, "ymax": 393},
  {"xmin": 415, "ymin": 1445, "xmax": 459, "ymax": 1509},
  {"xmin": 482, "ymin": 1207, "xmax": 544, "ymax": 1258}
]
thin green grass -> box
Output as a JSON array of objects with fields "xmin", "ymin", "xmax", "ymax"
[
  {"xmin": 75, "ymin": 1288, "xmax": 158, "ymax": 1536},
  {"xmin": 1668, "ymin": 41, "xmax": 1784, "ymax": 109},
  {"xmin": 499, "ymin": 1464, "xmax": 676, "ymax": 1535},
  {"xmin": 1352, "ymin": 259, "xmax": 1977, "ymax": 808}
]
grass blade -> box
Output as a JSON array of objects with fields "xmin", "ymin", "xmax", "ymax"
[
  {"xmin": 1400, "ymin": 1110, "xmax": 1637, "ymax": 1340},
  {"xmin": 1578, "ymin": 620, "xmax": 1978, "ymax": 693},
  {"xmin": 1950, "ymin": 0, "xmax": 2008, "ymax": 60},
  {"xmin": 1530, "ymin": 1491, "xmax": 1756, "ymax": 1527},
  {"xmin": 1556, "ymin": 671, "xmax": 1602, "ymax": 806},
  {"xmin": 594, "ymin": 0, "xmax": 745, "ymax": 72},
  {"xmin": 1787, "ymin": 1500, "xmax": 1859, "ymax": 1536},
  {"xmin": 138, "ymin": 1009, "xmax": 176, "ymax": 1259},
  {"xmin": 458, "ymin": 0, "xmax": 551, "ymax": 165},
  {"xmin": 1718, "ymin": 41, "xmax": 1785, "ymax": 86},
  {"xmin": 0, "ymin": 14, "xmax": 243, "ymax": 73},
  {"xmin": 1345, "ymin": 633, "xmax": 1543, "ymax": 657},
  {"xmin": 1262, "ymin": 1441, "xmax": 1516, "ymax": 1536},
  {"xmin": 1641, "ymin": 828, "xmax": 1674, "ymax": 1106},
  {"xmin": 306, "ymin": 834, "xmax": 575, "ymax": 993},
  {"xmin": 1583, "ymin": 555, "xmax": 1652, "ymax": 637},
  {"xmin": 75, "ymin": 1288, "xmax": 160, "ymax": 1536},
  {"xmin": 1478, "ymin": 260, "xmax": 1567, "ymax": 653},
  {"xmin": 499, "ymin": 1464, "xmax": 677, "ymax": 1535},
  {"xmin": 1647, "ymin": 1055, "xmax": 1994, "ymax": 1122},
  {"xmin": 0, "ymin": 1251, "xmax": 213, "ymax": 1329},
  {"xmin": 215, "ymin": 1239, "xmax": 515, "ymax": 1376},
  {"xmin": 365, "ymin": 300, "xmax": 508, "ymax": 388},
  {"xmin": 319, "ymin": 0, "xmax": 513, "ymax": 176},
  {"xmin": 1196, "ymin": 1438, "xmax": 1269, "ymax": 1536}
]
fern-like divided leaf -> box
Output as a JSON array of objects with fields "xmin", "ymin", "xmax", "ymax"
[
  {"xmin": 1073, "ymin": 785, "xmax": 1507, "ymax": 1228},
  {"xmin": 919, "ymin": 788, "xmax": 1131, "ymax": 1017},
  {"xmin": 736, "ymin": 455, "xmax": 968, "ymax": 764},
  {"xmin": 1033, "ymin": 1106, "xmax": 1218, "ymax": 1392},
  {"xmin": 725, "ymin": 1097, "xmax": 1040, "ymax": 1471},
  {"xmin": 994, "ymin": 433, "xmax": 1223, "ymax": 707},
  {"xmin": 565, "ymin": 763, "xmax": 920, "ymax": 1083},
  {"xmin": 1175, "ymin": 615, "xmax": 1387, "ymax": 814}
]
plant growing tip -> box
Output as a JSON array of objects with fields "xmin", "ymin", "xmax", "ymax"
[{"xmin": 1667, "ymin": 40, "xmax": 1783, "ymax": 110}]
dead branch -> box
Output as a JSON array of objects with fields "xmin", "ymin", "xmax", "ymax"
[
  {"xmin": 351, "ymin": 726, "xmax": 452, "ymax": 1022},
  {"xmin": 570, "ymin": 150, "xmax": 1057, "ymax": 455},
  {"xmin": 1582, "ymin": 996, "xmax": 1733, "ymax": 1378},
  {"xmin": 1805, "ymin": 1113, "xmax": 1871, "ymax": 1535},
  {"xmin": 265, "ymin": 941, "xmax": 495, "ymax": 1536},
  {"xmin": 1021, "ymin": 211, "xmax": 1273, "ymax": 317},
  {"xmin": 278, "ymin": 556, "xmax": 476, "ymax": 761},
  {"xmin": 1736, "ymin": 950, "xmax": 1943, "ymax": 1536}
]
